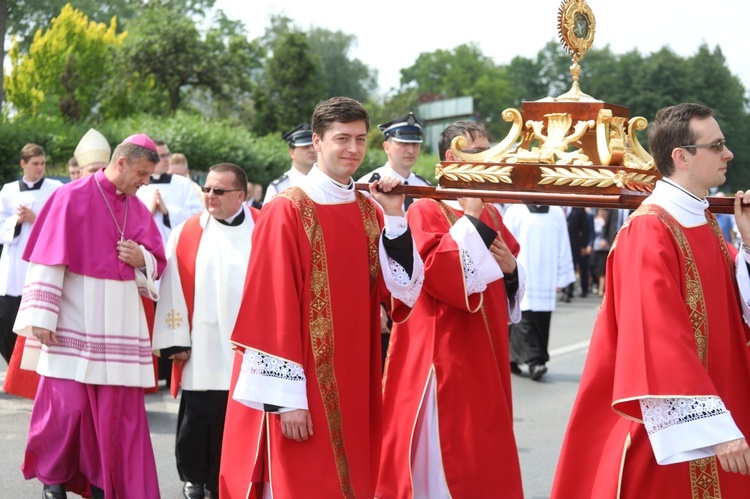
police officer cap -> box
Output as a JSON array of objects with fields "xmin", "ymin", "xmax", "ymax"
[
  {"xmin": 378, "ymin": 112, "xmax": 423, "ymax": 143},
  {"xmin": 282, "ymin": 123, "xmax": 313, "ymax": 147}
]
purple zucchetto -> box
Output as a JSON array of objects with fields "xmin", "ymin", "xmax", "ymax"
[{"xmin": 122, "ymin": 133, "xmax": 158, "ymax": 153}]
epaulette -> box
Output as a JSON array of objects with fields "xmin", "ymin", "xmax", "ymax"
[
  {"xmin": 270, "ymin": 174, "xmax": 289, "ymax": 186},
  {"xmin": 413, "ymin": 173, "xmax": 432, "ymax": 186}
]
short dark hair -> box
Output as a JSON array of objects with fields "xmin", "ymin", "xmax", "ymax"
[
  {"xmin": 110, "ymin": 143, "xmax": 160, "ymax": 165},
  {"xmin": 438, "ymin": 121, "xmax": 489, "ymax": 161},
  {"xmin": 312, "ymin": 97, "xmax": 370, "ymax": 139},
  {"xmin": 20, "ymin": 143, "xmax": 45, "ymax": 162},
  {"xmin": 209, "ymin": 163, "xmax": 248, "ymax": 197},
  {"xmin": 648, "ymin": 103, "xmax": 714, "ymax": 177},
  {"xmin": 153, "ymin": 139, "xmax": 166, "ymax": 147}
]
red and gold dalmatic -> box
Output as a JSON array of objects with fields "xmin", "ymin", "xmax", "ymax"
[
  {"xmin": 377, "ymin": 199, "xmax": 523, "ymax": 498},
  {"xmin": 552, "ymin": 204, "xmax": 750, "ymax": 498},
  {"xmin": 220, "ymin": 187, "xmax": 411, "ymax": 499}
]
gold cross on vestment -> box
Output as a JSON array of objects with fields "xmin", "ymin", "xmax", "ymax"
[{"xmin": 165, "ymin": 310, "xmax": 183, "ymax": 330}]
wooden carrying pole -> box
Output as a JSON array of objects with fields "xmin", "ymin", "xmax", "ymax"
[{"xmin": 354, "ymin": 183, "xmax": 736, "ymax": 214}]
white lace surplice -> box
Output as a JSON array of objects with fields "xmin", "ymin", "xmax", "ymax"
[{"xmin": 640, "ymin": 396, "xmax": 743, "ymax": 464}]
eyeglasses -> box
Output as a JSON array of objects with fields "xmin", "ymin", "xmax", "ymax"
[
  {"xmin": 681, "ymin": 139, "xmax": 726, "ymax": 152},
  {"xmin": 158, "ymin": 153, "xmax": 171, "ymax": 159},
  {"xmin": 202, "ymin": 186, "xmax": 242, "ymax": 196}
]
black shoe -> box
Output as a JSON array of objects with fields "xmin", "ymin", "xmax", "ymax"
[
  {"xmin": 42, "ymin": 484, "xmax": 67, "ymax": 499},
  {"xmin": 510, "ymin": 362, "xmax": 522, "ymax": 375},
  {"xmin": 529, "ymin": 364, "xmax": 548, "ymax": 381},
  {"xmin": 91, "ymin": 485, "xmax": 105, "ymax": 499},
  {"xmin": 183, "ymin": 482, "xmax": 205, "ymax": 499}
]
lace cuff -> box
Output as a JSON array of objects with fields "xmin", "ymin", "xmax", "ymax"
[
  {"xmin": 507, "ymin": 263, "xmax": 525, "ymax": 323},
  {"xmin": 640, "ymin": 396, "xmax": 743, "ymax": 465},
  {"xmin": 380, "ymin": 235, "xmax": 424, "ymax": 308},
  {"xmin": 459, "ymin": 242, "xmax": 487, "ymax": 295},
  {"xmin": 241, "ymin": 349, "xmax": 306, "ymax": 382},
  {"xmin": 641, "ymin": 397, "xmax": 729, "ymax": 435},
  {"xmin": 232, "ymin": 348, "xmax": 308, "ymax": 411}
]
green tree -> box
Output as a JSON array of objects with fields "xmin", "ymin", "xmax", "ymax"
[
  {"xmin": 258, "ymin": 15, "xmax": 378, "ymax": 104},
  {"xmin": 114, "ymin": 6, "xmax": 211, "ymax": 112},
  {"xmin": 1, "ymin": 0, "xmax": 216, "ymax": 110},
  {"xmin": 400, "ymin": 43, "xmax": 494, "ymax": 96},
  {"xmin": 307, "ymin": 27, "xmax": 377, "ymax": 102},
  {"xmin": 196, "ymin": 11, "xmax": 263, "ymax": 122},
  {"xmin": 251, "ymin": 29, "xmax": 325, "ymax": 136},
  {"xmin": 5, "ymin": 4, "xmax": 125, "ymax": 120},
  {"xmin": 687, "ymin": 44, "xmax": 750, "ymax": 188},
  {"xmin": 395, "ymin": 43, "xmax": 516, "ymax": 138},
  {"xmin": 107, "ymin": 4, "xmax": 254, "ymax": 116},
  {"xmin": 507, "ymin": 55, "xmax": 548, "ymax": 104}
]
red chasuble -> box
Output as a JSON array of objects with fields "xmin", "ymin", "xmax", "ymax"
[
  {"xmin": 377, "ymin": 199, "xmax": 523, "ymax": 498},
  {"xmin": 220, "ymin": 188, "xmax": 409, "ymax": 499},
  {"xmin": 552, "ymin": 205, "xmax": 750, "ymax": 498}
]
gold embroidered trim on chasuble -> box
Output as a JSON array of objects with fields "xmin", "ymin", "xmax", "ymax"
[
  {"xmin": 628, "ymin": 204, "xmax": 732, "ymax": 499},
  {"xmin": 280, "ymin": 188, "xmax": 379, "ymax": 498}
]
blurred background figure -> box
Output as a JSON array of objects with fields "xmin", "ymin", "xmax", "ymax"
[
  {"xmin": 169, "ymin": 152, "xmax": 204, "ymax": 200},
  {"xmin": 264, "ymin": 123, "xmax": 316, "ymax": 204},
  {"xmin": 591, "ymin": 208, "xmax": 610, "ymax": 296},
  {"xmin": 713, "ymin": 191, "xmax": 736, "ymax": 246},
  {"xmin": 74, "ymin": 128, "xmax": 111, "ymax": 178},
  {"xmin": 67, "ymin": 156, "xmax": 81, "ymax": 181},
  {"xmin": 0, "ymin": 144, "xmax": 63, "ymax": 400},
  {"xmin": 504, "ymin": 203, "xmax": 575, "ymax": 380},
  {"xmin": 562, "ymin": 207, "xmax": 590, "ymax": 301},
  {"xmin": 245, "ymin": 182, "xmax": 263, "ymax": 209}
]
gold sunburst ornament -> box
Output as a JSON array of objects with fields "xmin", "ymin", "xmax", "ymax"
[{"xmin": 556, "ymin": 0, "xmax": 597, "ymax": 101}]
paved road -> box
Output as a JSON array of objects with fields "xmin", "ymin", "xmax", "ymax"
[{"xmin": 0, "ymin": 293, "xmax": 600, "ymax": 498}]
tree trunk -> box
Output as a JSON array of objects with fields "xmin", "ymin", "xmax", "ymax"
[{"xmin": 0, "ymin": 0, "xmax": 8, "ymax": 111}]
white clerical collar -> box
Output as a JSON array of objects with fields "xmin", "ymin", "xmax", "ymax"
[
  {"xmin": 22, "ymin": 177, "xmax": 40, "ymax": 189},
  {"xmin": 301, "ymin": 165, "xmax": 356, "ymax": 204},
  {"xmin": 643, "ymin": 178, "xmax": 710, "ymax": 227},
  {"xmin": 222, "ymin": 206, "xmax": 245, "ymax": 224}
]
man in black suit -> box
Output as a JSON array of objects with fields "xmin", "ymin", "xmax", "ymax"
[{"xmin": 563, "ymin": 207, "xmax": 590, "ymax": 301}]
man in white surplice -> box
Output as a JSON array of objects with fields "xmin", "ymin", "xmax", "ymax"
[{"xmin": 153, "ymin": 163, "xmax": 259, "ymax": 499}]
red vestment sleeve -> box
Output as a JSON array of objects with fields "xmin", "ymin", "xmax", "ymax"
[
  {"xmin": 607, "ymin": 216, "xmax": 725, "ymax": 421},
  {"xmin": 406, "ymin": 200, "xmax": 518, "ymax": 311}
]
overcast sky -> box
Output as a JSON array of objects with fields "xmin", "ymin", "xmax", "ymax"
[{"xmin": 215, "ymin": 0, "xmax": 750, "ymax": 99}]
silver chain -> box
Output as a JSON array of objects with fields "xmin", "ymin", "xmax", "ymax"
[{"xmin": 94, "ymin": 175, "xmax": 128, "ymax": 242}]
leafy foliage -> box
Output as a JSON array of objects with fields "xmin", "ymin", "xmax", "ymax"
[
  {"xmin": 0, "ymin": 112, "xmax": 289, "ymax": 186},
  {"xmin": 251, "ymin": 29, "xmax": 325, "ymax": 135},
  {"xmin": 110, "ymin": 4, "xmax": 249, "ymax": 114},
  {"xmin": 307, "ymin": 27, "xmax": 377, "ymax": 102},
  {"xmin": 5, "ymin": 4, "xmax": 125, "ymax": 120}
]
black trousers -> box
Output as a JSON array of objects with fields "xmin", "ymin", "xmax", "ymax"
[
  {"xmin": 509, "ymin": 310, "xmax": 552, "ymax": 367},
  {"xmin": 566, "ymin": 249, "xmax": 591, "ymax": 298},
  {"xmin": 0, "ymin": 295, "xmax": 22, "ymax": 364},
  {"xmin": 175, "ymin": 390, "xmax": 229, "ymax": 495}
]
